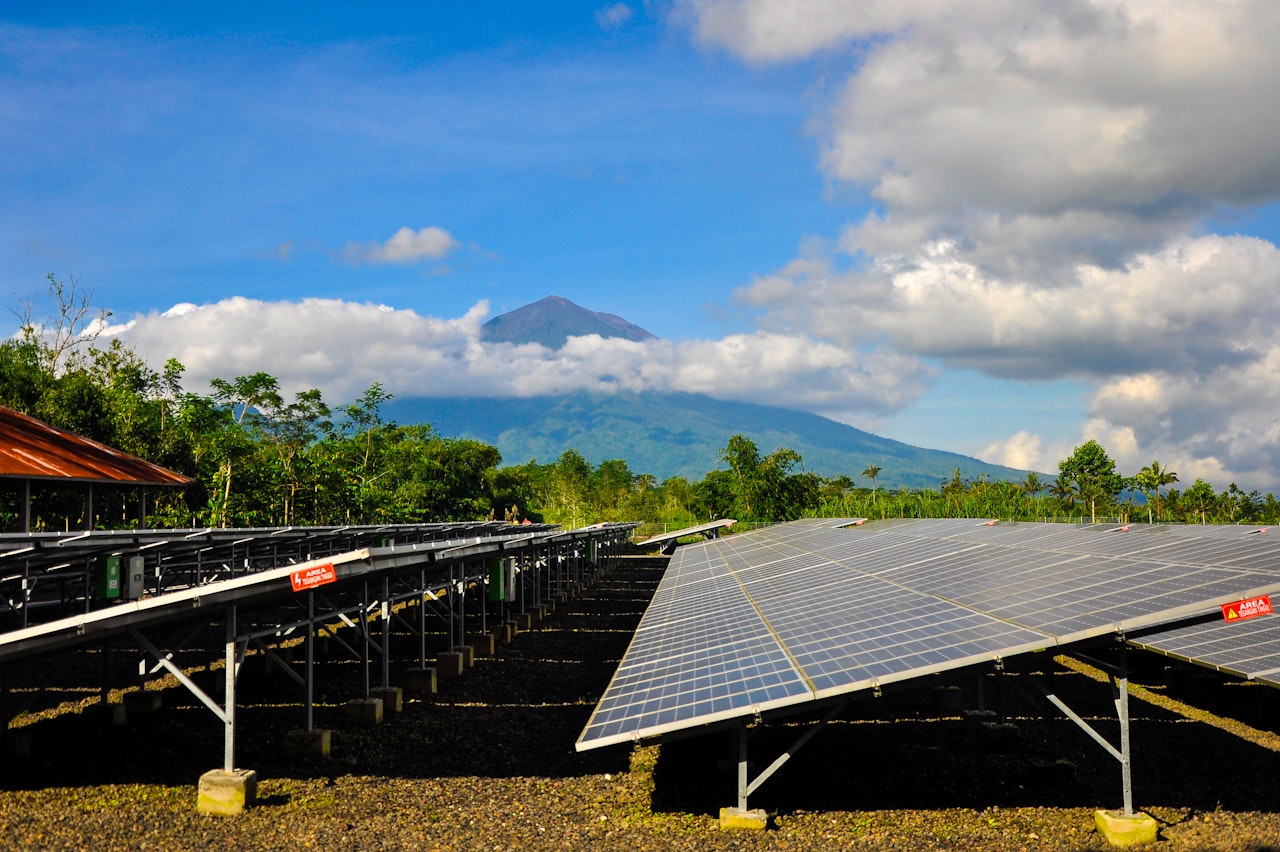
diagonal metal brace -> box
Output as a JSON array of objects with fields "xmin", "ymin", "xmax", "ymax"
[
  {"xmin": 745, "ymin": 703, "xmax": 845, "ymax": 799},
  {"xmin": 1037, "ymin": 687, "xmax": 1125, "ymax": 764},
  {"xmin": 128, "ymin": 626, "xmax": 228, "ymax": 723}
]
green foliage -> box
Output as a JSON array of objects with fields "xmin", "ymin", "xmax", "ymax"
[
  {"xmin": 4, "ymin": 282, "xmax": 1278, "ymax": 533},
  {"xmin": 1058, "ymin": 439, "xmax": 1124, "ymax": 523}
]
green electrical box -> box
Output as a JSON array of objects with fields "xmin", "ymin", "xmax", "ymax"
[
  {"xmin": 487, "ymin": 558, "xmax": 504, "ymax": 601},
  {"xmin": 95, "ymin": 554, "xmax": 121, "ymax": 600}
]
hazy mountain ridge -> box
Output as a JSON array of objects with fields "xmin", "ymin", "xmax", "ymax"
[{"xmin": 384, "ymin": 391, "xmax": 1029, "ymax": 490}]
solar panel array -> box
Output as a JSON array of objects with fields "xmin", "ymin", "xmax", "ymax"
[
  {"xmin": 0, "ymin": 521, "xmax": 547, "ymax": 632},
  {"xmin": 1131, "ymin": 613, "xmax": 1280, "ymax": 689},
  {"xmin": 1, "ymin": 521, "xmax": 636, "ymax": 664},
  {"xmin": 578, "ymin": 518, "xmax": 1280, "ymax": 750}
]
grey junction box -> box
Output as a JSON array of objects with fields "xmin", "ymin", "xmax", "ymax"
[{"xmin": 123, "ymin": 556, "xmax": 146, "ymax": 601}]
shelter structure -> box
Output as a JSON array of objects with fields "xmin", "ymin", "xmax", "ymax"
[
  {"xmin": 0, "ymin": 405, "xmax": 191, "ymax": 532},
  {"xmin": 579, "ymin": 517, "xmax": 1280, "ymax": 827}
]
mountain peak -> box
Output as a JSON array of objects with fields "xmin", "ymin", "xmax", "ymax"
[{"xmin": 481, "ymin": 295, "xmax": 656, "ymax": 349}]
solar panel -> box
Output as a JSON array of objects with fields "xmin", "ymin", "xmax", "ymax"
[
  {"xmin": 1130, "ymin": 612, "xmax": 1280, "ymax": 688},
  {"xmin": 577, "ymin": 518, "xmax": 1280, "ymax": 751}
]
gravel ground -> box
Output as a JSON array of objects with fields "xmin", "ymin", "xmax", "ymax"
[{"xmin": 3, "ymin": 555, "xmax": 1280, "ymax": 851}]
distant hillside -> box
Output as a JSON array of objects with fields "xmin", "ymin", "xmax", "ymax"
[
  {"xmin": 481, "ymin": 295, "xmax": 656, "ymax": 349},
  {"xmin": 384, "ymin": 391, "xmax": 1030, "ymax": 490}
]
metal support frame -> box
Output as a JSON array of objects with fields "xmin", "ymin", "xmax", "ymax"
[
  {"xmin": 2, "ymin": 524, "xmax": 634, "ymax": 779},
  {"xmin": 224, "ymin": 604, "xmax": 239, "ymax": 771},
  {"xmin": 361, "ymin": 581, "xmax": 370, "ymax": 700},
  {"xmin": 1035, "ymin": 644, "xmax": 1134, "ymax": 816},
  {"xmin": 380, "ymin": 576, "xmax": 391, "ymax": 690},
  {"xmin": 732, "ymin": 703, "xmax": 845, "ymax": 812},
  {"xmin": 305, "ymin": 590, "xmax": 315, "ymax": 731}
]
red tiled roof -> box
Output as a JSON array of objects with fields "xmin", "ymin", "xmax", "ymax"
[{"xmin": 0, "ymin": 405, "xmax": 192, "ymax": 486}]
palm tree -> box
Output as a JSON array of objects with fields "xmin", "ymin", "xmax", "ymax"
[
  {"xmin": 1135, "ymin": 461, "xmax": 1179, "ymax": 523},
  {"xmin": 862, "ymin": 464, "xmax": 882, "ymax": 503},
  {"xmin": 1018, "ymin": 471, "xmax": 1045, "ymax": 497},
  {"xmin": 1047, "ymin": 477, "xmax": 1077, "ymax": 509}
]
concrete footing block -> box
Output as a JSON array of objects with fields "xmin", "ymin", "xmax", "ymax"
[
  {"xmin": 453, "ymin": 645, "xmax": 475, "ymax": 668},
  {"xmin": 1094, "ymin": 809, "xmax": 1159, "ymax": 847},
  {"xmin": 979, "ymin": 721, "xmax": 1021, "ymax": 753},
  {"xmin": 471, "ymin": 632, "xmax": 496, "ymax": 658},
  {"xmin": 543, "ymin": 598, "xmax": 556, "ymax": 614},
  {"xmin": 502, "ymin": 622, "xmax": 517, "ymax": 643},
  {"xmin": 344, "ymin": 697, "xmax": 384, "ymax": 726},
  {"xmin": 719, "ymin": 807, "xmax": 768, "ymax": 830},
  {"xmin": 405, "ymin": 667, "xmax": 437, "ymax": 695},
  {"xmin": 371, "ymin": 686, "xmax": 403, "ymax": 714},
  {"xmin": 515, "ymin": 613, "xmax": 533, "ymax": 630},
  {"xmin": 285, "ymin": 728, "xmax": 331, "ymax": 757},
  {"xmin": 197, "ymin": 768, "xmax": 257, "ymax": 816},
  {"xmin": 436, "ymin": 651, "xmax": 465, "ymax": 678}
]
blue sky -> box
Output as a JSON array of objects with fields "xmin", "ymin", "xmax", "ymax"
[{"xmin": 5, "ymin": 2, "xmax": 1280, "ymax": 491}]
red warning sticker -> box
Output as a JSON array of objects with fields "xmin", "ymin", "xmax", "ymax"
[
  {"xmin": 1221, "ymin": 594, "xmax": 1273, "ymax": 622},
  {"xmin": 290, "ymin": 563, "xmax": 337, "ymax": 592}
]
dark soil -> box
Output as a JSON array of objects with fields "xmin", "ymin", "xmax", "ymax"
[{"xmin": 3, "ymin": 555, "xmax": 1280, "ymax": 851}]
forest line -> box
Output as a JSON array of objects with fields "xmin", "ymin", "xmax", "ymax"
[{"xmin": 3, "ymin": 278, "xmax": 1276, "ymax": 533}]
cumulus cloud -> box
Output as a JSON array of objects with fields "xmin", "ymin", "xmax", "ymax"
[
  {"xmin": 106, "ymin": 297, "xmax": 934, "ymax": 417},
  {"xmin": 596, "ymin": 3, "xmax": 634, "ymax": 30},
  {"xmin": 342, "ymin": 226, "xmax": 461, "ymax": 266},
  {"xmin": 741, "ymin": 234, "xmax": 1280, "ymax": 382},
  {"xmin": 679, "ymin": 0, "xmax": 1280, "ymax": 488}
]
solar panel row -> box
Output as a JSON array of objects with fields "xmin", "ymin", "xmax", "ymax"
[
  {"xmin": 578, "ymin": 518, "xmax": 1280, "ymax": 750},
  {"xmin": 1130, "ymin": 615, "xmax": 1280, "ymax": 688}
]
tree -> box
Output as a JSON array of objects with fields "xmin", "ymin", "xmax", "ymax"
[
  {"xmin": 1017, "ymin": 471, "xmax": 1045, "ymax": 497},
  {"xmin": 755, "ymin": 446, "xmax": 804, "ymax": 520},
  {"xmin": 11, "ymin": 273, "xmax": 110, "ymax": 375},
  {"xmin": 257, "ymin": 388, "xmax": 331, "ymax": 524},
  {"xmin": 1134, "ymin": 461, "xmax": 1178, "ymax": 524},
  {"xmin": 1181, "ymin": 479, "xmax": 1217, "ymax": 524},
  {"xmin": 862, "ymin": 464, "xmax": 882, "ymax": 502},
  {"xmin": 719, "ymin": 434, "xmax": 762, "ymax": 518},
  {"xmin": 208, "ymin": 373, "xmax": 285, "ymax": 527},
  {"xmin": 1057, "ymin": 440, "xmax": 1123, "ymax": 523},
  {"xmin": 692, "ymin": 469, "xmax": 737, "ymax": 521}
]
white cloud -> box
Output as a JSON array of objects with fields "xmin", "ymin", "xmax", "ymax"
[
  {"xmin": 741, "ymin": 234, "xmax": 1280, "ymax": 382},
  {"xmin": 107, "ymin": 297, "xmax": 934, "ymax": 417},
  {"xmin": 680, "ymin": 0, "xmax": 1280, "ymax": 488},
  {"xmin": 596, "ymin": 3, "xmax": 634, "ymax": 30},
  {"xmin": 342, "ymin": 226, "xmax": 461, "ymax": 266},
  {"xmin": 982, "ymin": 431, "xmax": 1052, "ymax": 474}
]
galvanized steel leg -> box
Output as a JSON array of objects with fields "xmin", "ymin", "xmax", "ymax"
[
  {"xmin": 418, "ymin": 568, "xmax": 427, "ymax": 668},
  {"xmin": 737, "ymin": 722, "xmax": 749, "ymax": 812},
  {"xmin": 305, "ymin": 591, "xmax": 315, "ymax": 731},
  {"xmin": 1115, "ymin": 646, "xmax": 1134, "ymax": 816},
  {"xmin": 381, "ymin": 577, "xmax": 391, "ymax": 689},
  {"xmin": 361, "ymin": 581, "xmax": 370, "ymax": 700},
  {"xmin": 458, "ymin": 563, "xmax": 466, "ymax": 646},
  {"xmin": 224, "ymin": 604, "xmax": 237, "ymax": 772}
]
